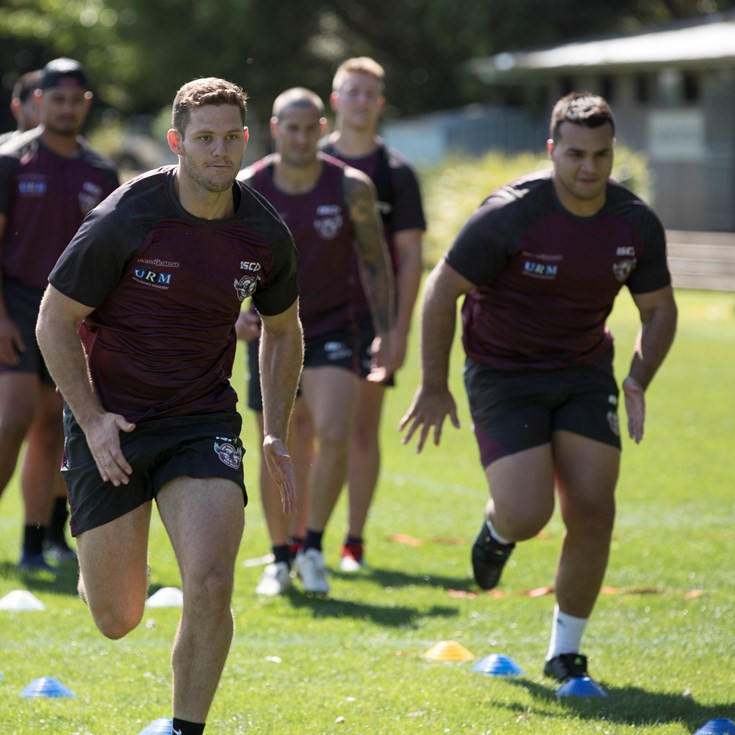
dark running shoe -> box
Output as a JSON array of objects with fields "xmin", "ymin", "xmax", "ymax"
[
  {"xmin": 471, "ymin": 521, "xmax": 515, "ymax": 589},
  {"xmin": 17, "ymin": 552, "xmax": 57, "ymax": 574},
  {"xmin": 543, "ymin": 653, "xmax": 589, "ymax": 682}
]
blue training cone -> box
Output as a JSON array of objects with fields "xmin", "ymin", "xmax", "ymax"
[
  {"xmin": 137, "ymin": 717, "xmax": 173, "ymax": 735},
  {"xmin": 20, "ymin": 677, "xmax": 75, "ymax": 698},
  {"xmin": 695, "ymin": 719, "xmax": 735, "ymax": 735},
  {"xmin": 555, "ymin": 676, "xmax": 607, "ymax": 697},
  {"xmin": 471, "ymin": 653, "xmax": 524, "ymax": 676}
]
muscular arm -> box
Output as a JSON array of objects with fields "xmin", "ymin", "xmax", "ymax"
[
  {"xmin": 392, "ymin": 227, "xmax": 423, "ymax": 370},
  {"xmin": 400, "ymin": 259, "xmax": 476, "ymax": 452},
  {"xmin": 623, "ymin": 284, "xmax": 678, "ymax": 442},
  {"xmin": 36, "ymin": 285, "xmax": 135, "ymax": 484},
  {"xmin": 259, "ymin": 299, "xmax": 304, "ymax": 513},
  {"xmin": 343, "ymin": 169, "xmax": 395, "ymax": 377}
]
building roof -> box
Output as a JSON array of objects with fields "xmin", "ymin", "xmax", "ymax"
[{"xmin": 470, "ymin": 11, "xmax": 735, "ymax": 81}]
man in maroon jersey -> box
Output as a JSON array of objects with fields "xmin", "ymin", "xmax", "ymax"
[
  {"xmin": 0, "ymin": 69, "xmax": 42, "ymax": 146},
  {"xmin": 0, "ymin": 58, "xmax": 119, "ymax": 571},
  {"xmin": 36, "ymin": 77, "xmax": 303, "ymax": 735},
  {"xmin": 238, "ymin": 87, "xmax": 394, "ymax": 596},
  {"xmin": 401, "ymin": 92, "xmax": 677, "ymax": 685},
  {"xmin": 322, "ymin": 56, "xmax": 426, "ymax": 572}
]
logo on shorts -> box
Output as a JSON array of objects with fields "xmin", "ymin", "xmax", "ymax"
[
  {"xmin": 606, "ymin": 410, "xmax": 620, "ymax": 437},
  {"xmin": 214, "ymin": 437, "xmax": 243, "ymax": 469},
  {"xmin": 325, "ymin": 340, "xmax": 352, "ymax": 361}
]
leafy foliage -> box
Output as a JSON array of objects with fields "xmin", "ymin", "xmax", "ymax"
[{"xmin": 2, "ymin": 0, "xmax": 735, "ymax": 130}]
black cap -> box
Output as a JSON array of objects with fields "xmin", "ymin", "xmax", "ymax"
[{"xmin": 40, "ymin": 58, "xmax": 87, "ymax": 91}]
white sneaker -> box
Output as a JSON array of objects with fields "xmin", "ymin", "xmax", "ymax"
[
  {"xmin": 339, "ymin": 542, "xmax": 364, "ymax": 573},
  {"xmin": 256, "ymin": 561, "xmax": 292, "ymax": 596},
  {"xmin": 295, "ymin": 548, "xmax": 330, "ymax": 595}
]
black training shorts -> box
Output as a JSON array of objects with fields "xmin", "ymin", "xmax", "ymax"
[
  {"xmin": 63, "ymin": 407, "xmax": 247, "ymax": 536},
  {"xmin": 0, "ymin": 278, "xmax": 53, "ymax": 384},
  {"xmin": 463, "ymin": 354, "xmax": 621, "ymax": 468},
  {"xmin": 246, "ymin": 330, "xmax": 357, "ymax": 412}
]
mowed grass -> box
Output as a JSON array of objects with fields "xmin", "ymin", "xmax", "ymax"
[{"xmin": 0, "ymin": 288, "xmax": 733, "ymax": 735}]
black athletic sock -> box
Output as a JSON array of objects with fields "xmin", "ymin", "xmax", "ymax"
[
  {"xmin": 303, "ymin": 528, "xmax": 324, "ymax": 552},
  {"xmin": 272, "ymin": 544, "xmax": 291, "ymax": 566},
  {"xmin": 23, "ymin": 524, "xmax": 46, "ymax": 556},
  {"xmin": 345, "ymin": 535, "xmax": 363, "ymax": 546},
  {"xmin": 171, "ymin": 717, "xmax": 205, "ymax": 735},
  {"xmin": 47, "ymin": 497, "xmax": 70, "ymax": 544}
]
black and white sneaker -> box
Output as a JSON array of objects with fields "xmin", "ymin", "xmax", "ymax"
[
  {"xmin": 543, "ymin": 653, "xmax": 589, "ymax": 682},
  {"xmin": 471, "ymin": 521, "xmax": 515, "ymax": 589}
]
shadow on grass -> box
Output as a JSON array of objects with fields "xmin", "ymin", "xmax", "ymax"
[
  {"xmin": 0, "ymin": 559, "xmax": 79, "ymax": 596},
  {"xmin": 287, "ymin": 589, "xmax": 459, "ymax": 627},
  {"xmin": 504, "ymin": 677, "xmax": 735, "ymax": 730},
  {"xmin": 332, "ymin": 565, "xmax": 475, "ymax": 592}
]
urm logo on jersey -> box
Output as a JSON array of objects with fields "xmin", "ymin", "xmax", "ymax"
[
  {"xmin": 523, "ymin": 260, "xmax": 558, "ymax": 279},
  {"xmin": 133, "ymin": 268, "xmax": 173, "ymax": 289}
]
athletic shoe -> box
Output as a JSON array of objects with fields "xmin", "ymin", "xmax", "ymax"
[
  {"xmin": 44, "ymin": 540, "xmax": 78, "ymax": 563},
  {"xmin": 288, "ymin": 539, "xmax": 304, "ymax": 562},
  {"xmin": 17, "ymin": 552, "xmax": 57, "ymax": 574},
  {"xmin": 471, "ymin": 521, "xmax": 515, "ymax": 589},
  {"xmin": 543, "ymin": 653, "xmax": 589, "ymax": 682},
  {"xmin": 339, "ymin": 542, "xmax": 364, "ymax": 572},
  {"xmin": 256, "ymin": 561, "xmax": 292, "ymax": 596},
  {"xmin": 295, "ymin": 548, "xmax": 329, "ymax": 595}
]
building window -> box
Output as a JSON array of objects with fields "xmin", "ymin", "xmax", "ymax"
[
  {"xmin": 635, "ymin": 75, "xmax": 650, "ymax": 104},
  {"xmin": 560, "ymin": 76, "xmax": 574, "ymax": 95},
  {"xmin": 682, "ymin": 72, "xmax": 700, "ymax": 103},
  {"xmin": 600, "ymin": 75, "xmax": 614, "ymax": 102}
]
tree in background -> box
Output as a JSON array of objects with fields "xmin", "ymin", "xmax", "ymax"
[{"xmin": 2, "ymin": 0, "xmax": 734, "ymax": 134}]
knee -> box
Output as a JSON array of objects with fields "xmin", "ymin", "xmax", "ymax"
[
  {"xmin": 0, "ymin": 412, "xmax": 32, "ymax": 445},
  {"xmin": 186, "ymin": 565, "xmax": 235, "ymax": 614},
  {"xmin": 90, "ymin": 602, "xmax": 144, "ymax": 640},
  {"xmin": 563, "ymin": 497, "xmax": 615, "ymax": 538},
  {"xmin": 493, "ymin": 500, "xmax": 554, "ymax": 542},
  {"xmin": 316, "ymin": 425, "xmax": 350, "ymax": 459},
  {"xmin": 79, "ymin": 578, "xmax": 144, "ymax": 639}
]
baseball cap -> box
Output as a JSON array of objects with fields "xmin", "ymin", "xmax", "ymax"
[{"xmin": 40, "ymin": 58, "xmax": 87, "ymax": 91}]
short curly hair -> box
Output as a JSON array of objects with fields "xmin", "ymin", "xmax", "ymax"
[
  {"xmin": 172, "ymin": 77, "xmax": 247, "ymax": 136},
  {"xmin": 549, "ymin": 92, "xmax": 615, "ymax": 142}
]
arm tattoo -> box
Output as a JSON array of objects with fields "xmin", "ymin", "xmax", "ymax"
[{"xmin": 343, "ymin": 173, "xmax": 394, "ymax": 333}]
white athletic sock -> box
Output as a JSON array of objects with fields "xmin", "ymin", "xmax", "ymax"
[
  {"xmin": 546, "ymin": 605, "xmax": 588, "ymax": 660},
  {"xmin": 485, "ymin": 518, "xmax": 513, "ymax": 546}
]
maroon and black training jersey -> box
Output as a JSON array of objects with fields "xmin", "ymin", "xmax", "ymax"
[
  {"xmin": 49, "ymin": 166, "xmax": 298, "ymax": 423},
  {"xmin": 0, "ymin": 129, "xmax": 119, "ymax": 288},
  {"xmin": 321, "ymin": 141, "xmax": 426, "ymax": 321},
  {"xmin": 239, "ymin": 153, "xmax": 356, "ymax": 341},
  {"xmin": 446, "ymin": 169, "xmax": 671, "ymax": 372}
]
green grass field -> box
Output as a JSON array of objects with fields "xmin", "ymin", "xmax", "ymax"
[{"xmin": 0, "ymin": 288, "xmax": 733, "ymax": 735}]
